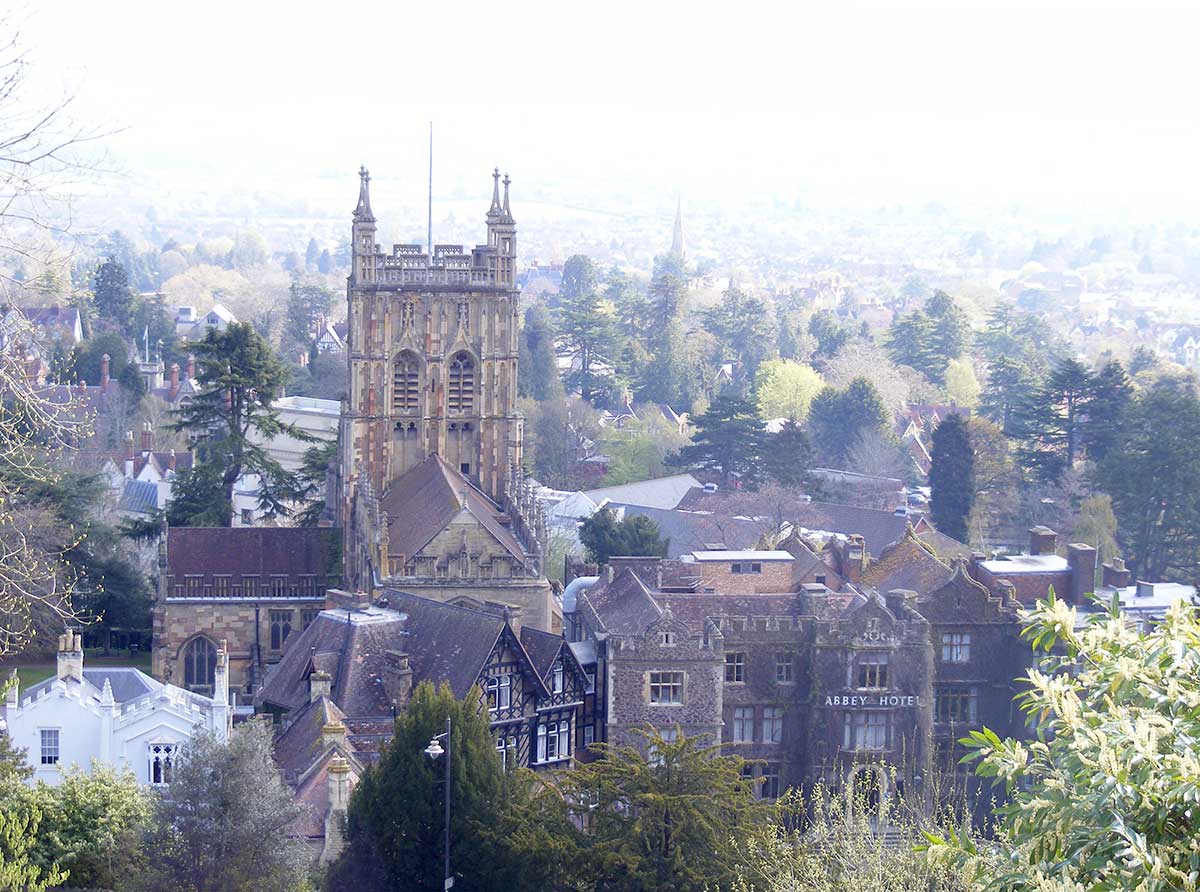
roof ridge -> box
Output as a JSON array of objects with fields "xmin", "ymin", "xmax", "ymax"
[{"xmin": 384, "ymin": 588, "xmax": 507, "ymax": 621}]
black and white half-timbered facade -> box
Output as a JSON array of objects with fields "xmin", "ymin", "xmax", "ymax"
[{"xmin": 255, "ymin": 589, "xmax": 587, "ymax": 772}]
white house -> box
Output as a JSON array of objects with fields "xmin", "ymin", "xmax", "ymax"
[{"xmin": 3, "ymin": 630, "xmax": 230, "ymax": 786}]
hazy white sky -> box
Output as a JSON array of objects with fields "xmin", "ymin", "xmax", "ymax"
[{"xmin": 17, "ymin": 0, "xmax": 1200, "ymax": 219}]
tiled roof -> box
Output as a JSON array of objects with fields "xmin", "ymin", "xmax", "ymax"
[
  {"xmin": 577, "ymin": 569, "xmax": 662, "ymax": 635},
  {"xmin": 862, "ymin": 526, "xmax": 953, "ymax": 595},
  {"xmin": 118, "ymin": 479, "xmax": 159, "ymax": 515},
  {"xmin": 610, "ymin": 503, "xmax": 765, "ymax": 559},
  {"xmin": 379, "ymin": 454, "xmax": 525, "ymax": 562},
  {"xmin": 519, "ymin": 626, "xmax": 565, "ymax": 678},
  {"xmin": 166, "ymin": 527, "xmax": 337, "ymax": 578},
  {"xmin": 917, "ymin": 527, "xmax": 973, "ymax": 562},
  {"xmin": 274, "ymin": 695, "xmax": 351, "ymax": 780},
  {"xmin": 583, "ymin": 474, "xmax": 702, "ymax": 510}
]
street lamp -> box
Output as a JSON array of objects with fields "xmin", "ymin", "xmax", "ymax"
[{"xmin": 425, "ymin": 716, "xmax": 452, "ymax": 890}]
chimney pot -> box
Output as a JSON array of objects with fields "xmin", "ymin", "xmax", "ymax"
[
  {"xmin": 168, "ymin": 363, "xmax": 181, "ymax": 401},
  {"xmin": 100, "ymin": 353, "xmax": 110, "ymax": 392},
  {"xmin": 141, "ymin": 422, "xmax": 153, "ymax": 453}
]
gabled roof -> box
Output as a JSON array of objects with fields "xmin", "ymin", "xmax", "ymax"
[
  {"xmin": 118, "ymin": 478, "xmax": 159, "ymax": 515},
  {"xmin": 518, "ymin": 626, "xmax": 574, "ymax": 680},
  {"xmin": 380, "ymin": 454, "xmax": 525, "ymax": 562},
  {"xmin": 610, "ymin": 503, "xmax": 763, "ymax": 559},
  {"xmin": 583, "ymin": 474, "xmax": 701, "ymax": 510},
  {"xmin": 862, "ymin": 525, "xmax": 953, "ymax": 595},
  {"xmin": 273, "ymin": 695, "xmax": 359, "ymax": 780},
  {"xmin": 577, "ymin": 568, "xmax": 662, "ymax": 636}
]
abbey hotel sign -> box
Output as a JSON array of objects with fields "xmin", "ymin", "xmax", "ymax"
[{"xmin": 825, "ymin": 694, "xmax": 921, "ymax": 707}]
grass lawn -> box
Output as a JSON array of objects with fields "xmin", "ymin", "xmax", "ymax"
[{"xmin": 6, "ymin": 649, "xmax": 153, "ymax": 694}]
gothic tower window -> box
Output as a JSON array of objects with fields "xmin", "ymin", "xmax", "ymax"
[
  {"xmin": 148, "ymin": 743, "xmax": 177, "ymax": 785},
  {"xmin": 448, "ymin": 352, "xmax": 475, "ymax": 414},
  {"xmin": 392, "ymin": 351, "xmax": 421, "ymax": 414},
  {"xmin": 183, "ymin": 636, "xmax": 217, "ymax": 692}
]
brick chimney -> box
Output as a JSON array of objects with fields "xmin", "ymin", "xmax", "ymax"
[
  {"xmin": 186, "ymin": 354, "xmax": 195, "ymax": 379},
  {"xmin": 309, "ymin": 669, "xmax": 333, "ymax": 702},
  {"xmin": 168, "ymin": 363, "xmax": 181, "ymax": 401},
  {"xmin": 381, "ymin": 650, "xmax": 413, "ymax": 710},
  {"xmin": 140, "ymin": 422, "xmax": 153, "ymax": 453},
  {"xmin": 1066, "ymin": 543, "xmax": 1098, "ymax": 604},
  {"xmin": 1029, "ymin": 526, "xmax": 1058, "ymax": 556},
  {"xmin": 834, "ymin": 535, "xmax": 866, "ymax": 584},
  {"xmin": 99, "ymin": 353, "xmax": 110, "ymax": 393},
  {"xmin": 1102, "ymin": 557, "xmax": 1131, "ymax": 589},
  {"xmin": 56, "ymin": 629, "xmax": 84, "ymax": 682},
  {"xmin": 322, "ymin": 756, "xmax": 352, "ymax": 864},
  {"xmin": 321, "ymin": 718, "xmax": 348, "ymax": 750}
]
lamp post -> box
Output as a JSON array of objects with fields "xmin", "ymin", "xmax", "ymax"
[{"xmin": 424, "ymin": 716, "xmax": 452, "ymax": 890}]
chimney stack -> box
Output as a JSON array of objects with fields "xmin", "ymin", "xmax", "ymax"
[
  {"xmin": 1066, "ymin": 543, "xmax": 1098, "ymax": 604},
  {"xmin": 1102, "ymin": 557, "xmax": 1131, "ymax": 589},
  {"xmin": 99, "ymin": 353, "xmax": 110, "ymax": 393},
  {"xmin": 168, "ymin": 363, "xmax": 181, "ymax": 401},
  {"xmin": 321, "ymin": 719, "xmax": 348, "ymax": 751},
  {"xmin": 1029, "ymin": 526, "xmax": 1058, "ymax": 556},
  {"xmin": 835, "ymin": 535, "xmax": 866, "ymax": 584},
  {"xmin": 186, "ymin": 354, "xmax": 195, "ymax": 379},
  {"xmin": 381, "ymin": 650, "xmax": 413, "ymax": 710},
  {"xmin": 56, "ymin": 629, "xmax": 84, "ymax": 682},
  {"xmin": 141, "ymin": 422, "xmax": 153, "ymax": 453},
  {"xmin": 309, "ymin": 669, "xmax": 333, "ymax": 702},
  {"xmin": 322, "ymin": 756, "xmax": 353, "ymax": 864}
]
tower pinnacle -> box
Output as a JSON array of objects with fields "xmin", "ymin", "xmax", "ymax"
[
  {"xmin": 501, "ymin": 173, "xmax": 512, "ymax": 221},
  {"xmin": 488, "ymin": 167, "xmax": 503, "ymax": 216},
  {"xmin": 355, "ymin": 166, "xmax": 374, "ymax": 221}
]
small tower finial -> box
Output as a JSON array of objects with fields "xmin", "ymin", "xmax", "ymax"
[
  {"xmin": 355, "ymin": 166, "xmax": 374, "ymax": 221},
  {"xmin": 489, "ymin": 167, "xmax": 502, "ymax": 215},
  {"xmin": 502, "ymin": 172, "xmax": 511, "ymax": 216}
]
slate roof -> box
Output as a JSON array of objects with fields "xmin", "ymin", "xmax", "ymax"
[
  {"xmin": 21, "ymin": 667, "xmax": 213, "ymax": 710},
  {"xmin": 519, "ymin": 626, "xmax": 566, "ymax": 678},
  {"xmin": 257, "ymin": 592, "xmax": 518, "ymax": 717},
  {"xmin": 610, "ymin": 503, "xmax": 764, "ymax": 559},
  {"xmin": 577, "ymin": 569, "xmax": 663, "ymax": 635},
  {"xmin": 379, "ymin": 454, "xmax": 525, "ymax": 561},
  {"xmin": 917, "ymin": 527, "xmax": 973, "ymax": 562},
  {"xmin": 583, "ymin": 474, "xmax": 701, "ymax": 510},
  {"xmin": 675, "ymin": 490, "xmax": 922, "ymax": 558},
  {"xmin": 118, "ymin": 479, "xmax": 159, "ymax": 515},
  {"xmin": 274, "ymin": 695, "xmax": 351, "ymax": 780},
  {"xmin": 166, "ymin": 527, "xmax": 336, "ymax": 578},
  {"xmin": 862, "ymin": 526, "xmax": 953, "ymax": 596}
]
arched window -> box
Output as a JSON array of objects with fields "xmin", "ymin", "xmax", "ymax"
[
  {"xmin": 148, "ymin": 742, "xmax": 177, "ymax": 785},
  {"xmin": 183, "ymin": 637, "xmax": 217, "ymax": 692},
  {"xmin": 448, "ymin": 352, "xmax": 475, "ymax": 414},
  {"xmin": 392, "ymin": 351, "xmax": 421, "ymax": 414}
]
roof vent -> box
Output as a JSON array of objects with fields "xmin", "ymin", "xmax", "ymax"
[
  {"xmin": 893, "ymin": 506, "xmax": 909, "ymax": 516},
  {"xmin": 702, "ymin": 482, "xmax": 718, "ymax": 494}
]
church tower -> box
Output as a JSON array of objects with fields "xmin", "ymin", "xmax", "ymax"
[{"xmin": 341, "ymin": 165, "xmax": 529, "ymax": 587}]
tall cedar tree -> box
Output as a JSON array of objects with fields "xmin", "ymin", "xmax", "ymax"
[
  {"xmin": 701, "ymin": 285, "xmax": 777, "ymax": 381},
  {"xmin": 807, "ymin": 377, "xmax": 890, "ymax": 465},
  {"xmin": 170, "ymin": 323, "xmax": 314, "ymax": 522},
  {"xmin": 305, "ymin": 237, "xmax": 320, "ymax": 268},
  {"xmin": 293, "ymin": 438, "xmax": 337, "ymax": 527},
  {"xmin": 641, "ymin": 255, "xmax": 689, "ymax": 406},
  {"xmin": 579, "ymin": 506, "xmax": 669, "ymax": 564},
  {"xmin": 557, "ymin": 256, "xmax": 620, "ymax": 404},
  {"xmin": 517, "ymin": 305, "xmax": 560, "ymax": 401},
  {"xmin": 885, "ymin": 310, "xmax": 940, "ymax": 382},
  {"xmin": 557, "ymin": 726, "xmax": 766, "ymax": 892},
  {"xmin": 137, "ymin": 722, "xmax": 311, "ymax": 892},
  {"xmin": 929, "ymin": 413, "xmax": 975, "ymax": 543},
  {"xmin": 1014, "ymin": 357, "xmax": 1093, "ymax": 480},
  {"xmin": 669, "ymin": 392, "xmax": 766, "ymax": 488},
  {"xmin": 808, "ymin": 310, "xmax": 850, "ymax": 357},
  {"xmin": 1080, "ymin": 360, "xmax": 1133, "ymax": 462},
  {"xmin": 762, "ymin": 418, "xmax": 818, "ymax": 491},
  {"xmin": 1098, "ymin": 379, "xmax": 1200, "ymax": 581},
  {"xmin": 165, "ymin": 459, "xmax": 232, "ymax": 527},
  {"xmin": 91, "ymin": 256, "xmax": 136, "ymax": 335},
  {"xmin": 925, "ymin": 290, "xmax": 971, "ymax": 371},
  {"xmin": 979, "ymin": 354, "xmax": 1035, "ymax": 436},
  {"xmin": 329, "ymin": 682, "xmax": 548, "ymax": 892}
]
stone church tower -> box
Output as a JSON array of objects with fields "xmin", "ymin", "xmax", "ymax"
[{"xmin": 340, "ymin": 167, "xmax": 549, "ymax": 622}]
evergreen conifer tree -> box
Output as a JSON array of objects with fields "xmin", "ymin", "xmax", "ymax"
[
  {"xmin": 930, "ymin": 413, "xmax": 975, "ymax": 543},
  {"xmin": 763, "ymin": 419, "xmax": 818, "ymax": 491},
  {"xmin": 979, "ymin": 354, "xmax": 1035, "ymax": 436},
  {"xmin": 668, "ymin": 392, "xmax": 766, "ymax": 488},
  {"xmin": 91, "ymin": 257, "xmax": 136, "ymax": 335},
  {"xmin": 517, "ymin": 305, "xmax": 559, "ymax": 401},
  {"xmin": 1014, "ymin": 357, "xmax": 1094, "ymax": 480}
]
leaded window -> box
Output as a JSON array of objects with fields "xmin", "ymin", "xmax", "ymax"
[
  {"xmin": 844, "ymin": 711, "xmax": 889, "ymax": 751},
  {"xmin": 486, "ymin": 674, "xmax": 512, "ymax": 711},
  {"xmin": 857, "ymin": 653, "xmax": 889, "ymax": 689},
  {"xmin": 775, "ymin": 653, "xmax": 794, "ymax": 683},
  {"xmin": 148, "ymin": 742, "xmax": 177, "ymax": 785},
  {"xmin": 941, "ymin": 632, "xmax": 971, "ymax": 663},
  {"xmin": 448, "ymin": 352, "xmax": 474, "ymax": 413},
  {"xmin": 183, "ymin": 637, "xmax": 217, "ymax": 692},
  {"xmin": 392, "ymin": 351, "xmax": 421, "ymax": 413},
  {"xmin": 648, "ymin": 671, "xmax": 683, "ymax": 705},
  {"xmin": 269, "ymin": 610, "xmax": 292, "ymax": 650},
  {"xmin": 936, "ymin": 686, "xmax": 978, "ymax": 723},
  {"xmin": 537, "ymin": 720, "xmax": 571, "ymax": 763}
]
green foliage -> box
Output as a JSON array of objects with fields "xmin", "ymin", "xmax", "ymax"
[
  {"xmin": 579, "ymin": 506, "xmax": 669, "ymax": 564},
  {"xmin": 934, "ymin": 592, "xmax": 1200, "ymax": 891},
  {"xmin": 69, "ymin": 330, "xmax": 130, "ymax": 385},
  {"xmin": 171, "ymin": 322, "xmax": 313, "ymax": 522},
  {"xmin": 0, "ymin": 805, "xmax": 66, "ymax": 892},
  {"xmin": 557, "ymin": 726, "xmax": 766, "ymax": 892},
  {"xmin": 1070, "ymin": 493, "xmax": 1120, "ymax": 567},
  {"xmin": 807, "ymin": 377, "xmax": 889, "ymax": 465},
  {"xmin": 293, "ymin": 438, "xmax": 337, "ymax": 527},
  {"xmin": 599, "ymin": 411, "xmax": 690, "ymax": 487},
  {"xmin": 281, "ymin": 277, "xmax": 336, "ymax": 363},
  {"xmin": 91, "ymin": 256, "xmax": 136, "ymax": 334},
  {"xmin": 886, "ymin": 310, "xmax": 941, "ymax": 382},
  {"xmin": 1097, "ymin": 378, "xmax": 1200, "ymax": 581},
  {"xmin": 943, "ymin": 357, "xmax": 981, "ymax": 408},
  {"xmin": 640, "ymin": 264, "xmax": 690, "ymax": 406},
  {"xmin": 808, "ymin": 309, "xmax": 850, "ymax": 357},
  {"xmin": 926, "ymin": 290, "xmax": 972, "ymax": 369},
  {"xmin": 521, "ymin": 395, "xmax": 601, "ymax": 490},
  {"xmin": 669, "ymin": 392, "xmax": 766, "ymax": 488},
  {"xmin": 517, "ymin": 304, "xmax": 560, "ymax": 401},
  {"xmin": 979, "ymin": 354, "xmax": 1035, "ymax": 436},
  {"xmin": 702, "ymin": 285, "xmax": 777, "ymax": 380},
  {"xmin": 762, "ymin": 419, "xmax": 818, "ymax": 491},
  {"xmin": 330, "ymin": 682, "xmax": 541, "ymax": 892},
  {"xmin": 755, "ymin": 359, "xmax": 824, "ymax": 422},
  {"xmin": 139, "ymin": 721, "xmax": 312, "ymax": 892},
  {"xmin": 166, "ymin": 459, "xmax": 234, "ymax": 527},
  {"xmin": 1080, "ymin": 359, "xmax": 1133, "ymax": 463},
  {"xmin": 930, "ymin": 413, "xmax": 975, "ymax": 543},
  {"xmin": 558, "ymin": 255, "xmax": 621, "ymax": 404},
  {"xmin": 1014, "ymin": 357, "xmax": 1094, "ymax": 480},
  {"xmin": 0, "ymin": 725, "xmax": 31, "ymax": 784}
]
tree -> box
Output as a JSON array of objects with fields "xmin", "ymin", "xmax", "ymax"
[
  {"xmin": 821, "ymin": 341, "xmax": 910, "ymax": 417},
  {"xmin": 1080, "ymin": 359, "xmax": 1133, "ymax": 463},
  {"xmin": 329, "ymin": 682, "xmax": 537, "ymax": 892},
  {"xmin": 762, "ymin": 418, "xmax": 818, "ymax": 490},
  {"xmin": 1098, "ymin": 379, "xmax": 1200, "ymax": 581},
  {"xmin": 1014, "ymin": 357, "xmax": 1094, "ymax": 480},
  {"xmin": 668, "ymin": 392, "xmax": 766, "ymax": 488},
  {"xmin": 521, "ymin": 395, "xmax": 601, "ymax": 491},
  {"xmin": 517, "ymin": 305, "xmax": 559, "ymax": 401},
  {"xmin": 68, "ymin": 330, "xmax": 129, "ymax": 385},
  {"xmin": 808, "ymin": 310, "xmax": 850, "ymax": 357},
  {"xmin": 281, "ymin": 277, "xmax": 335, "ymax": 364},
  {"xmin": 165, "ymin": 459, "xmax": 234, "ymax": 527},
  {"xmin": 931, "ymin": 593, "xmax": 1200, "ymax": 891},
  {"xmin": 171, "ymin": 322, "xmax": 312, "ymax": 522},
  {"xmin": 137, "ymin": 722, "xmax": 312, "ymax": 892},
  {"xmin": 755, "ymin": 359, "xmax": 824, "ymax": 422},
  {"xmin": 807, "ymin": 378, "xmax": 890, "ymax": 466},
  {"xmin": 579, "ymin": 506, "xmax": 669, "ymax": 564},
  {"xmin": 930, "ymin": 414, "xmax": 975, "ymax": 543},
  {"xmin": 640, "ymin": 261, "xmax": 689, "ymax": 406},
  {"xmin": 599, "ymin": 411, "xmax": 690, "ymax": 487},
  {"xmin": 293, "ymin": 438, "xmax": 337, "ymax": 527},
  {"xmin": 701, "ymin": 285, "xmax": 777, "ymax": 380},
  {"xmin": 305, "ymin": 237, "xmax": 321, "ymax": 269},
  {"xmin": 557, "ymin": 726, "xmax": 766, "ymax": 892},
  {"xmin": 847, "ymin": 428, "xmax": 910, "ymax": 482},
  {"xmin": 318, "ymin": 249, "xmax": 333, "ymax": 274},
  {"xmin": 0, "ymin": 807, "xmax": 66, "ymax": 892},
  {"xmin": 227, "ymin": 229, "xmax": 268, "ymax": 270},
  {"xmin": 979, "ymin": 355, "xmax": 1035, "ymax": 436},
  {"xmin": 92, "ymin": 256, "xmax": 136, "ymax": 335},
  {"xmin": 1070, "ymin": 493, "xmax": 1120, "ymax": 568},
  {"xmin": 558, "ymin": 254, "xmax": 600, "ymax": 311},
  {"xmin": 943, "ymin": 357, "xmax": 981, "ymax": 409},
  {"xmin": 925, "ymin": 289, "xmax": 971, "ymax": 370},
  {"xmin": 558, "ymin": 262, "xmax": 620, "ymax": 404},
  {"xmin": 886, "ymin": 310, "xmax": 939, "ymax": 382}
]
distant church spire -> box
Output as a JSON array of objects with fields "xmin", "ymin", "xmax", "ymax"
[
  {"xmin": 354, "ymin": 166, "xmax": 374, "ymax": 221},
  {"xmin": 670, "ymin": 196, "xmax": 685, "ymax": 259},
  {"xmin": 488, "ymin": 167, "xmax": 503, "ymax": 216}
]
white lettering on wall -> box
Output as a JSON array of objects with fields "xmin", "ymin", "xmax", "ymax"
[{"xmin": 824, "ymin": 694, "xmax": 921, "ymax": 707}]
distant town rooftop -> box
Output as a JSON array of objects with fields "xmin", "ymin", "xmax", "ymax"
[
  {"xmin": 979, "ymin": 554, "xmax": 1069, "ymax": 574},
  {"xmin": 686, "ymin": 550, "xmax": 794, "ymax": 563}
]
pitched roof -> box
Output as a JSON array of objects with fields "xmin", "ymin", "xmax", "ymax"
[
  {"xmin": 583, "ymin": 474, "xmax": 701, "ymax": 510},
  {"xmin": 118, "ymin": 479, "xmax": 159, "ymax": 515},
  {"xmin": 166, "ymin": 527, "xmax": 337, "ymax": 578},
  {"xmin": 379, "ymin": 454, "xmax": 525, "ymax": 561},
  {"xmin": 519, "ymin": 626, "xmax": 566, "ymax": 678},
  {"xmin": 862, "ymin": 526, "xmax": 953, "ymax": 595},
  {"xmin": 917, "ymin": 527, "xmax": 973, "ymax": 562},
  {"xmin": 577, "ymin": 569, "xmax": 662, "ymax": 635},
  {"xmin": 610, "ymin": 503, "xmax": 765, "ymax": 559}
]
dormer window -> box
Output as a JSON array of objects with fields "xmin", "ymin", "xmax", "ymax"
[
  {"xmin": 552, "ymin": 665, "xmax": 564, "ymax": 693},
  {"xmin": 659, "ymin": 630, "xmax": 675, "ymax": 647}
]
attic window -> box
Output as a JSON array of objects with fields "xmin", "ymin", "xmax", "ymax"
[{"xmin": 660, "ymin": 630, "xmax": 675, "ymax": 647}]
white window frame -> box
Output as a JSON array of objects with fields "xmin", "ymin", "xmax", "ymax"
[
  {"xmin": 725, "ymin": 652, "xmax": 746, "ymax": 684},
  {"xmin": 39, "ymin": 728, "xmax": 60, "ymax": 766},
  {"xmin": 732, "ymin": 707, "xmax": 754, "ymax": 743},
  {"xmin": 844, "ymin": 711, "xmax": 889, "ymax": 751},
  {"xmin": 941, "ymin": 632, "xmax": 971, "ymax": 663},
  {"xmin": 648, "ymin": 671, "xmax": 684, "ymax": 705},
  {"xmin": 552, "ymin": 665, "xmax": 564, "ymax": 694},
  {"xmin": 148, "ymin": 742, "xmax": 177, "ymax": 785},
  {"xmin": 762, "ymin": 706, "xmax": 784, "ymax": 743},
  {"xmin": 486, "ymin": 674, "xmax": 512, "ymax": 711},
  {"xmin": 775, "ymin": 653, "xmax": 794, "ymax": 683}
]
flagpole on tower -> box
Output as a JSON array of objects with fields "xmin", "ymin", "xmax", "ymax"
[{"xmin": 427, "ymin": 121, "xmax": 433, "ymax": 259}]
